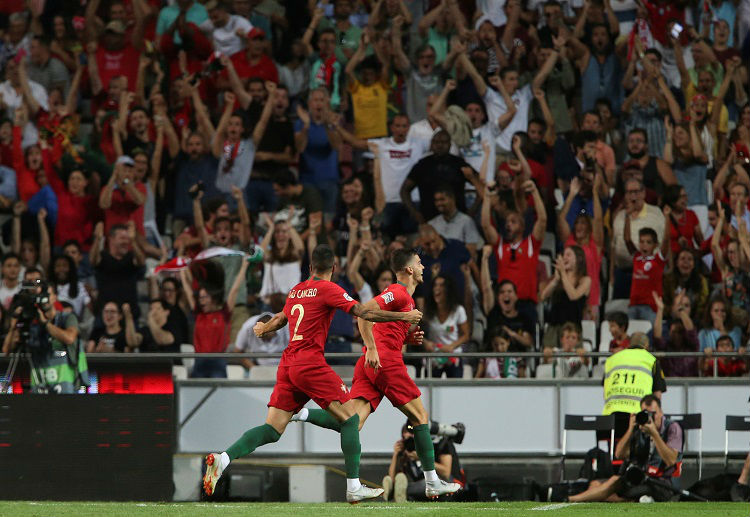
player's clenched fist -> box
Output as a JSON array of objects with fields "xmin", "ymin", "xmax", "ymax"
[
  {"xmin": 404, "ymin": 310, "xmax": 422, "ymax": 324},
  {"xmin": 253, "ymin": 321, "xmax": 266, "ymax": 337}
]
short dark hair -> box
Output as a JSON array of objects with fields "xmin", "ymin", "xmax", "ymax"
[
  {"xmin": 359, "ymin": 55, "xmax": 381, "ymax": 73},
  {"xmin": 606, "ymin": 311, "xmax": 629, "ymax": 330},
  {"xmin": 62, "ymin": 239, "xmax": 82, "ymax": 251},
  {"xmin": 716, "ymin": 334, "xmax": 734, "ymax": 348},
  {"xmin": 629, "ymin": 127, "xmax": 648, "ymax": 142},
  {"xmin": 311, "ymin": 244, "xmax": 335, "ymax": 273},
  {"xmin": 273, "ymin": 169, "xmax": 298, "ymax": 188},
  {"xmin": 318, "ymin": 28, "xmax": 336, "ymax": 42},
  {"xmin": 528, "ymin": 117, "xmax": 547, "ymax": 131},
  {"xmin": 109, "ymin": 224, "xmax": 128, "ymax": 237},
  {"xmin": 582, "ymin": 110, "xmax": 601, "ymax": 123},
  {"xmin": 204, "ymin": 197, "xmax": 228, "ymax": 219},
  {"xmin": 433, "ymin": 184, "xmax": 456, "ymax": 199},
  {"xmin": 639, "ymin": 227, "xmax": 658, "ymax": 242},
  {"xmin": 499, "ymin": 66, "xmax": 518, "ymax": 80},
  {"xmin": 1, "ymin": 252, "xmax": 20, "ymax": 266},
  {"xmin": 214, "ymin": 216, "xmax": 232, "ymax": 228},
  {"xmin": 32, "ymin": 34, "xmax": 51, "ymax": 47},
  {"xmin": 574, "ymin": 130, "xmax": 598, "ymax": 150},
  {"xmin": 641, "ymin": 394, "xmax": 661, "ymax": 408},
  {"xmin": 391, "ymin": 248, "xmax": 418, "ymax": 273},
  {"xmin": 645, "ymin": 48, "xmax": 663, "ymax": 61},
  {"xmin": 24, "ymin": 267, "xmax": 42, "ymax": 279},
  {"xmin": 498, "ymin": 279, "xmax": 516, "ymax": 292}
]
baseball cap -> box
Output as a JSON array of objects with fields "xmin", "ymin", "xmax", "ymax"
[
  {"xmin": 248, "ymin": 27, "xmax": 265, "ymax": 40},
  {"xmin": 105, "ymin": 20, "xmax": 126, "ymax": 34},
  {"xmin": 116, "ymin": 155, "xmax": 135, "ymax": 167}
]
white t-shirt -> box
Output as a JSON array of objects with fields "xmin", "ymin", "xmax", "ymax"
[
  {"xmin": 259, "ymin": 261, "xmax": 301, "ymax": 297},
  {"xmin": 477, "ymin": 0, "xmax": 507, "ymax": 27},
  {"xmin": 0, "ymin": 280, "xmax": 21, "ymax": 310},
  {"xmin": 370, "ymin": 135, "xmax": 430, "ymax": 203},
  {"xmin": 200, "ymin": 15, "xmax": 253, "ymax": 57},
  {"xmin": 426, "ymin": 305, "xmax": 468, "ymax": 354},
  {"xmin": 407, "ymin": 119, "xmax": 459, "ymax": 156},
  {"xmin": 56, "ymin": 281, "xmax": 91, "ymax": 318},
  {"xmin": 483, "ymin": 84, "xmax": 533, "ymax": 152},
  {"xmin": 357, "ymin": 282, "xmax": 374, "ymax": 304},
  {"xmin": 460, "ymin": 123, "xmax": 498, "ymax": 184},
  {"xmin": 234, "ymin": 312, "xmax": 289, "ymax": 365},
  {"xmin": 0, "ymin": 79, "xmax": 49, "ymax": 148}
]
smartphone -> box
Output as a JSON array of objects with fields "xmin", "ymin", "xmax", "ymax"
[
  {"xmin": 78, "ymin": 53, "xmax": 88, "ymax": 66},
  {"xmin": 670, "ymin": 23, "xmax": 683, "ymax": 40}
]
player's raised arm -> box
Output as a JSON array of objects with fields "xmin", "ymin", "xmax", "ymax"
[
  {"xmin": 350, "ymin": 300, "xmax": 422, "ymax": 324},
  {"xmin": 253, "ymin": 311, "xmax": 288, "ymax": 338}
]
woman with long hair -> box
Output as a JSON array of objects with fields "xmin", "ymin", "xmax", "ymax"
[
  {"xmin": 663, "ymin": 248, "xmax": 709, "ymax": 321},
  {"xmin": 557, "ymin": 172, "xmax": 604, "ymax": 319},
  {"xmin": 539, "ymin": 245, "xmax": 591, "ymax": 347},
  {"xmin": 663, "ymin": 184, "xmax": 703, "ymax": 254},
  {"xmin": 49, "ymin": 15, "xmax": 81, "ymax": 72},
  {"xmin": 51, "ymin": 254, "xmax": 90, "ymax": 319},
  {"xmin": 258, "ymin": 215, "xmax": 304, "ymax": 310},
  {"xmin": 422, "ymin": 275, "xmax": 470, "ymax": 378},
  {"xmin": 698, "ymin": 296, "xmax": 742, "ymax": 352},
  {"xmin": 663, "ymin": 118, "xmax": 709, "ymax": 206},
  {"xmin": 711, "ymin": 208, "xmax": 750, "ymax": 326}
]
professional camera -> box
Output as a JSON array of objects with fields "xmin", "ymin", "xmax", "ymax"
[
  {"xmin": 635, "ymin": 410, "xmax": 655, "ymax": 426},
  {"xmin": 11, "ymin": 279, "xmax": 51, "ymax": 349}
]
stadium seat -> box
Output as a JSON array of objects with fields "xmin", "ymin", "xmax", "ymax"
[
  {"xmin": 180, "ymin": 344, "xmax": 195, "ymax": 374},
  {"xmin": 628, "ymin": 319, "xmax": 652, "ymax": 335},
  {"xmin": 331, "ymin": 365, "xmax": 355, "ymax": 380},
  {"xmin": 689, "ymin": 204, "xmax": 709, "ymax": 236},
  {"xmin": 226, "ymin": 365, "xmax": 246, "ymax": 380},
  {"xmin": 591, "ymin": 363, "xmax": 605, "ymax": 379},
  {"xmin": 604, "ymin": 298, "xmax": 629, "ymax": 315},
  {"xmin": 560, "ymin": 414, "xmax": 615, "ymax": 482},
  {"xmin": 172, "ymin": 365, "xmax": 188, "ymax": 380},
  {"xmin": 581, "ymin": 320, "xmax": 596, "ymax": 353},
  {"xmin": 542, "ymin": 232, "xmax": 556, "ymax": 257},
  {"xmin": 724, "ymin": 415, "xmax": 750, "ymax": 469},
  {"xmin": 248, "ymin": 365, "xmax": 278, "ymax": 381},
  {"xmin": 539, "ymin": 254, "xmax": 552, "ymax": 278},
  {"xmin": 536, "ymin": 363, "xmax": 554, "ymax": 379},
  {"xmin": 667, "ymin": 414, "xmax": 703, "ymax": 480},
  {"xmin": 462, "ymin": 364, "xmax": 473, "ymax": 378}
]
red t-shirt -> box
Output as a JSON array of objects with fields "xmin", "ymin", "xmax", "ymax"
[
  {"xmin": 103, "ymin": 182, "xmax": 146, "ymax": 235},
  {"xmin": 194, "ymin": 305, "xmax": 231, "ymax": 353},
  {"xmin": 94, "ymin": 44, "xmax": 140, "ymax": 93},
  {"xmin": 372, "ymin": 283, "xmax": 414, "ymax": 363},
  {"xmin": 630, "ymin": 251, "xmax": 666, "ymax": 310},
  {"xmin": 495, "ymin": 235, "xmax": 540, "ymax": 303},
  {"xmin": 281, "ymin": 278, "xmax": 358, "ymax": 365},
  {"xmin": 669, "ymin": 210, "xmax": 699, "ymax": 254},
  {"xmin": 229, "ymin": 52, "xmax": 279, "ymax": 83},
  {"xmin": 566, "ymin": 234, "xmax": 601, "ymax": 308}
]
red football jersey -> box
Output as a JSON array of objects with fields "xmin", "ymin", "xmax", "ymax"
[
  {"xmin": 495, "ymin": 235, "xmax": 540, "ymax": 302},
  {"xmin": 372, "ymin": 283, "xmax": 415, "ymax": 362},
  {"xmin": 282, "ymin": 279, "xmax": 358, "ymax": 365},
  {"xmin": 630, "ymin": 251, "xmax": 666, "ymax": 310}
]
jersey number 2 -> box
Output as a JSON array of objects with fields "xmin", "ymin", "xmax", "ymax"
[{"xmin": 291, "ymin": 304, "xmax": 304, "ymax": 341}]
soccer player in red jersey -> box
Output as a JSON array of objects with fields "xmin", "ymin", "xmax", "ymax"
[
  {"xmin": 203, "ymin": 245, "xmax": 422, "ymax": 503},
  {"xmin": 293, "ymin": 248, "xmax": 462, "ymax": 499}
]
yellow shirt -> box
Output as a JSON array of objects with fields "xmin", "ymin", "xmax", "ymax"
[{"xmin": 349, "ymin": 79, "xmax": 389, "ymax": 139}]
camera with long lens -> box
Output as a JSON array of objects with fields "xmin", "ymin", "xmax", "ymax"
[
  {"xmin": 12, "ymin": 280, "xmax": 51, "ymax": 349},
  {"xmin": 635, "ymin": 410, "xmax": 651, "ymax": 426}
]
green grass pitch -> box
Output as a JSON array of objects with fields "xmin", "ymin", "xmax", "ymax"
[{"xmin": 1, "ymin": 501, "xmax": 748, "ymax": 517}]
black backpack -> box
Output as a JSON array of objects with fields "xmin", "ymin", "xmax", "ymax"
[{"xmin": 578, "ymin": 446, "xmax": 614, "ymax": 481}]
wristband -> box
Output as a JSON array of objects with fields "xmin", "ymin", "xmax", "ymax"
[{"xmin": 359, "ymin": 225, "xmax": 371, "ymax": 231}]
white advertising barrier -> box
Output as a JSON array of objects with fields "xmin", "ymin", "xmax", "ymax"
[{"xmin": 177, "ymin": 379, "xmax": 750, "ymax": 455}]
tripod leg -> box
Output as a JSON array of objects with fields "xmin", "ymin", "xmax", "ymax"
[{"xmin": 1, "ymin": 352, "xmax": 20, "ymax": 393}]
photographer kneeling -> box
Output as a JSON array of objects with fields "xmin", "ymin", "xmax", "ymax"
[
  {"xmin": 565, "ymin": 395, "xmax": 683, "ymax": 503},
  {"xmin": 383, "ymin": 421, "xmax": 464, "ymax": 502},
  {"xmin": 2, "ymin": 281, "xmax": 88, "ymax": 393}
]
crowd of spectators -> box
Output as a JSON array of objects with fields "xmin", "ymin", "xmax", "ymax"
[{"xmin": 0, "ymin": 0, "xmax": 748, "ymax": 379}]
